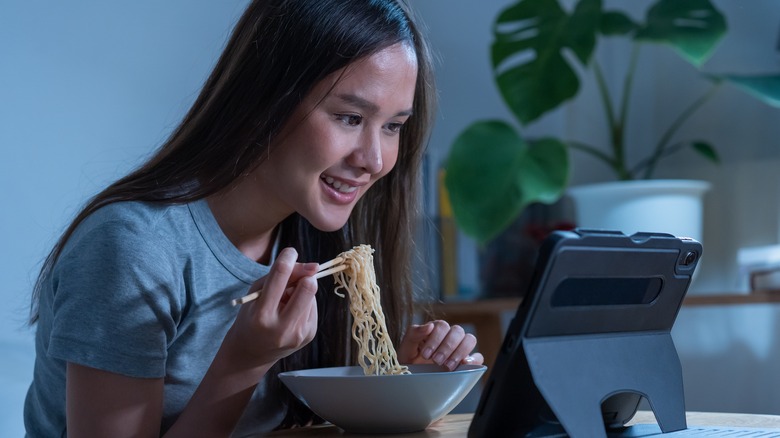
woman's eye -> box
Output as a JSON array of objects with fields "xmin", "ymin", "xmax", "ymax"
[
  {"xmin": 337, "ymin": 114, "xmax": 362, "ymax": 126},
  {"xmin": 386, "ymin": 122, "xmax": 404, "ymax": 134}
]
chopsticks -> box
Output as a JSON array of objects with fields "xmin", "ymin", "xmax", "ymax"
[{"xmin": 230, "ymin": 256, "xmax": 346, "ymax": 306}]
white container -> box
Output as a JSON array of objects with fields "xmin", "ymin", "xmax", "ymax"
[{"xmin": 567, "ymin": 179, "xmax": 710, "ymax": 243}]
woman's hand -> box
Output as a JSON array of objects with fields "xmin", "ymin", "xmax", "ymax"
[
  {"xmin": 397, "ymin": 320, "xmax": 484, "ymax": 371},
  {"xmin": 225, "ymin": 247, "xmax": 320, "ymax": 368}
]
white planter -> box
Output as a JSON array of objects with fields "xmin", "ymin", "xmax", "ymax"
[{"xmin": 567, "ymin": 179, "xmax": 710, "ymax": 243}]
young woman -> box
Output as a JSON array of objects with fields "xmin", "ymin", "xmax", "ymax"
[{"xmin": 23, "ymin": 0, "xmax": 483, "ymax": 436}]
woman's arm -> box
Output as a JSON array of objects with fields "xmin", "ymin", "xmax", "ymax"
[
  {"xmin": 172, "ymin": 248, "xmax": 319, "ymax": 436},
  {"xmin": 65, "ymin": 248, "xmax": 320, "ymax": 437},
  {"xmin": 66, "ymin": 363, "xmax": 165, "ymax": 437},
  {"xmin": 65, "ymin": 342, "xmax": 271, "ymax": 438}
]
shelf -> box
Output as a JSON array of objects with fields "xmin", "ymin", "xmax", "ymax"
[
  {"xmin": 682, "ymin": 291, "xmax": 780, "ymax": 306},
  {"xmin": 421, "ymin": 291, "xmax": 780, "ymax": 369}
]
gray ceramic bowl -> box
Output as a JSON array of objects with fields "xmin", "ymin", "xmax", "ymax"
[{"xmin": 278, "ymin": 363, "xmax": 486, "ymax": 433}]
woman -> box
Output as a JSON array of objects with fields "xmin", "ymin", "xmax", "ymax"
[{"xmin": 24, "ymin": 0, "xmax": 482, "ymax": 436}]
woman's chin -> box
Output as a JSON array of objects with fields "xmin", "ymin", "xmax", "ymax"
[{"xmin": 307, "ymin": 216, "xmax": 350, "ymax": 233}]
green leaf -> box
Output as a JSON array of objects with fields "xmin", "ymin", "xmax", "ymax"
[
  {"xmin": 635, "ymin": 0, "xmax": 726, "ymax": 67},
  {"xmin": 445, "ymin": 120, "xmax": 569, "ymax": 243},
  {"xmin": 691, "ymin": 141, "xmax": 719, "ymax": 163},
  {"xmin": 491, "ymin": 0, "xmax": 602, "ymax": 125},
  {"xmin": 519, "ymin": 137, "xmax": 571, "ymax": 203},
  {"xmin": 599, "ymin": 11, "xmax": 638, "ymax": 36},
  {"xmin": 495, "ymin": 54, "xmax": 579, "ymax": 126},
  {"xmin": 721, "ymin": 74, "xmax": 780, "ymax": 108},
  {"xmin": 565, "ymin": 0, "xmax": 602, "ymax": 64}
]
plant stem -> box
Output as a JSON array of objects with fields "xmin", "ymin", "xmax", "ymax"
[
  {"xmin": 640, "ymin": 80, "xmax": 723, "ymax": 179},
  {"xmin": 593, "ymin": 61, "xmax": 617, "ymax": 134},
  {"xmin": 616, "ymin": 45, "xmax": 641, "ymax": 179},
  {"xmin": 629, "ymin": 140, "xmax": 687, "ymax": 175},
  {"xmin": 596, "ymin": 60, "xmax": 625, "ymax": 179},
  {"xmin": 593, "ymin": 44, "xmax": 640, "ymax": 180},
  {"xmin": 567, "ymin": 140, "xmax": 618, "ymax": 167},
  {"xmin": 592, "ymin": 61, "xmax": 625, "ymax": 178}
]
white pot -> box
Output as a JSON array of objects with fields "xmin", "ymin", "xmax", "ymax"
[{"xmin": 567, "ymin": 179, "xmax": 711, "ymax": 243}]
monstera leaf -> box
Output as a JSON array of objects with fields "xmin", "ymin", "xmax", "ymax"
[
  {"xmin": 491, "ymin": 0, "xmax": 601, "ymax": 125},
  {"xmin": 493, "ymin": 0, "xmax": 725, "ymax": 126},
  {"xmin": 720, "ymin": 74, "xmax": 780, "ymax": 107},
  {"xmin": 635, "ymin": 0, "xmax": 726, "ymax": 66},
  {"xmin": 445, "ymin": 120, "xmax": 568, "ymax": 243},
  {"xmin": 445, "ymin": 0, "xmax": 780, "ymax": 243}
]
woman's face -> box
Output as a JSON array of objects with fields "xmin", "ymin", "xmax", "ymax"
[{"xmin": 254, "ymin": 42, "xmax": 418, "ymax": 231}]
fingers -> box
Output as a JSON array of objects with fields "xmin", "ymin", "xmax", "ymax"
[
  {"xmin": 462, "ymin": 352, "xmax": 484, "ymax": 366},
  {"xmin": 397, "ymin": 322, "xmax": 435, "ymax": 363},
  {"xmin": 290, "ymin": 261, "xmax": 319, "ymax": 283},
  {"xmin": 418, "ymin": 320, "xmax": 478, "ymax": 371},
  {"xmin": 279, "ymin": 276, "xmax": 319, "ymax": 345},
  {"xmin": 257, "ymin": 247, "xmax": 299, "ymax": 309},
  {"xmin": 256, "ymin": 248, "xmax": 318, "ymax": 308},
  {"xmin": 230, "ymin": 249, "xmax": 320, "ymax": 365},
  {"xmin": 280, "ymin": 276, "xmax": 318, "ymax": 321}
]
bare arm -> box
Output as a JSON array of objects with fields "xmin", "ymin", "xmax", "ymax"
[
  {"xmin": 65, "ymin": 248, "xmax": 320, "ymax": 437},
  {"xmin": 65, "ymin": 344, "xmax": 270, "ymax": 437},
  {"xmin": 66, "ymin": 363, "xmax": 164, "ymax": 437}
]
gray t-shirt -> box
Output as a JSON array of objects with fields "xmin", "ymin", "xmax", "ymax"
[{"xmin": 24, "ymin": 199, "xmax": 285, "ymax": 437}]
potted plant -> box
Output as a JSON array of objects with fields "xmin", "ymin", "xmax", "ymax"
[{"xmin": 444, "ymin": 0, "xmax": 780, "ymax": 245}]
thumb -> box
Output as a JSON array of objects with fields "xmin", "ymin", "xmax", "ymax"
[
  {"xmin": 397, "ymin": 322, "xmax": 434, "ymax": 363},
  {"xmin": 406, "ymin": 322, "xmax": 435, "ymax": 342}
]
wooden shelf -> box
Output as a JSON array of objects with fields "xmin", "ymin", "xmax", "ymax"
[
  {"xmin": 421, "ymin": 291, "xmax": 780, "ymax": 369},
  {"xmin": 682, "ymin": 291, "xmax": 780, "ymax": 306}
]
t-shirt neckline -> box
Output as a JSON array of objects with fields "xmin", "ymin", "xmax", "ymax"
[{"xmin": 188, "ymin": 198, "xmax": 269, "ymax": 284}]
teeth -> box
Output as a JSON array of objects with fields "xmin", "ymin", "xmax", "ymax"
[{"xmin": 322, "ymin": 176, "xmax": 358, "ymax": 193}]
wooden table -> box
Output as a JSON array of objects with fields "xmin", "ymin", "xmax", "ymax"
[
  {"xmin": 267, "ymin": 411, "xmax": 780, "ymax": 436},
  {"xmin": 424, "ymin": 292, "xmax": 780, "ymax": 369}
]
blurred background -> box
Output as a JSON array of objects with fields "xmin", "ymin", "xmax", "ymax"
[{"xmin": 3, "ymin": 0, "xmax": 780, "ymax": 435}]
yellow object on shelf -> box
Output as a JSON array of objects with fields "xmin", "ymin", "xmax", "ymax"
[{"xmin": 438, "ymin": 169, "xmax": 458, "ymax": 298}]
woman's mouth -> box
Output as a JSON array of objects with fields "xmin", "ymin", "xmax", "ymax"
[{"xmin": 322, "ymin": 176, "xmax": 358, "ymax": 193}]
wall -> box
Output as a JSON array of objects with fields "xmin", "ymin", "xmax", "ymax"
[
  {"xmin": 0, "ymin": 1, "xmax": 250, "ymax": 435},
  {"xmin": 413, "ymin": 0, "xmax": 780, "ymax": 416},
  {"xmin": 2, "ymin": 0, "xmax": 780, "ymax": 435},
  {"xmin": 414, "ymin": 0, "xmax": 780, "ymax": 295}
]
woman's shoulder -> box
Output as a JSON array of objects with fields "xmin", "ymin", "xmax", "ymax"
[
  {"xmin": 78, "ymin": 201, "xmax": 195, "ymax": 238},
  {"xmin": 66, "ymin": 201, "xmax": 195, "ymax": 257},
  {"xmin": 87, "ymin": 200, "xmax": 186, "ymax": 226}
]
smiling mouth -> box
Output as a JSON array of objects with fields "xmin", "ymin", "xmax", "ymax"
[{"xmin": 322, "ymin": 176, "xmax": 358, "ymax": 193}]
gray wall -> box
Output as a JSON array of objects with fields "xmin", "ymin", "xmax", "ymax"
[
  {"xmin": 1, "ymin": 1, "xmax": 250, "ymax": 434},
  {"xmin": 2, "ymin": 0, "xmax": 780, "ymax": 434},
  {"xmin": 414, "ymin": 0, "xmax": 780, "ymax": 295},
  {"xmin": 414, "ymin": 0, "xmax": 780, "ymax": 416}
]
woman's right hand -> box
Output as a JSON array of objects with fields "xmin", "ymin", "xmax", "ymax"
[
  {"xmin": 163, "ymin": 247, "xmax": 320, "ymax": 436},
  {"xmin": 225, "ymin": 247, "xmax": 320, "ymax": 367}
]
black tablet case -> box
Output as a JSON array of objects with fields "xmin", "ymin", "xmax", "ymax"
[{"xmin": 468, "ymin": 229, "xmax": 702, "ymax": 438}]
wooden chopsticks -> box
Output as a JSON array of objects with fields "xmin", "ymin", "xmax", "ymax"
[{"xmin": 230, "ymin": 256, "xmax": 346, "ymax": 306}]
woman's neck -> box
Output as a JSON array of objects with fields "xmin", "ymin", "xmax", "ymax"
[{"xmin": 206, "ymin": 187, "xmax": 285, "ymax": 264}]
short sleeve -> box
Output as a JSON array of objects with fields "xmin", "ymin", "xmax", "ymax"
[{"xmin": 47, "ymin": 216, "xmax": 182, "ymax": 378}]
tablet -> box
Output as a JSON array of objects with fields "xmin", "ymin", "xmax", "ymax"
[{"xmin": 468, "ymin": 229, "xmax": 701, "ymax": 437}]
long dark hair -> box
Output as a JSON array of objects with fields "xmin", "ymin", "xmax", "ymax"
[{"xmin": 30, "ymin": 0, "xmax": 436, "ymax": 429}]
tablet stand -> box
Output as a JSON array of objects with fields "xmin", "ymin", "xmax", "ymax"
[
  {"xmin": 468, "ymin": 229, "xmax": 701, "ymax": 438},
  {"xmin": 525, "ymin": 332, "xmax": 686, "ymax": 437}
]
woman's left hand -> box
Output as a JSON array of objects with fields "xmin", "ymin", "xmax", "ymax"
[{"xmin": 397, "ymin": 320, "xmax": 484, "ymax": 371}]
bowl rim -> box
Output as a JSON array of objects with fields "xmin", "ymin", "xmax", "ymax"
[{"xmin": 278, "ymin": 363, "xmax": 487, "ymax": 379}]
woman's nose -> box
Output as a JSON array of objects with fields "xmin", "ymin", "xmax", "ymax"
[{"xmin": 349, "ymin": 130, "xmax": 383, "ymax": 174}]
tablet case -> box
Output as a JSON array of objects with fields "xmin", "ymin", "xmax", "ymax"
[{"xmin": 468, "ymin": 229, "xmax": 702, "ymax": 438}]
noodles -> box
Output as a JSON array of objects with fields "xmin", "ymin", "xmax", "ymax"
[{"xmin": 331, "ymin": 245, "xmax": 410, "ymax": 376}]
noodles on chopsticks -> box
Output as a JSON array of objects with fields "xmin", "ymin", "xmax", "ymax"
[{"xmin": 331, "ymin": 245, "xmax": 410, "ymax": 376}]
